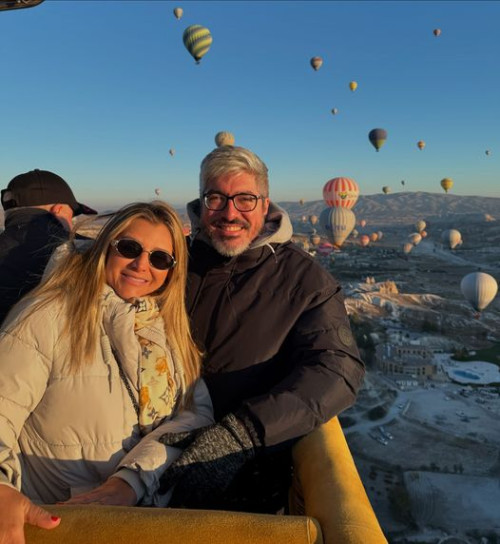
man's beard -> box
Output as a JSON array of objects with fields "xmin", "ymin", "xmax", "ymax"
[{"xmin": 205, "ymin": 217, "xmax": 265, "ymax": 257}]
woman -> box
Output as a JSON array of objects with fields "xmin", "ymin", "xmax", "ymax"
[{"xmin": 0, "ymin": 201, "xmax": 213, "ymax": 542}]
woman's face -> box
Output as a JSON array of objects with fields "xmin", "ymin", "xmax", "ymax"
[{"xmin": 105, "ymin": 218, "xmax": 174, "ymax": 301}]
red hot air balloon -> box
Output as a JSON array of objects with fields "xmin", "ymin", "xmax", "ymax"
[{"xmin": 323, "ymin": 177, "xmax": 359, "ymax": 209}]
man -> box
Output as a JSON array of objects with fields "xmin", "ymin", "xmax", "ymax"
[
  {"xmin": 159, "ymin": 146, "xmax": 365, "ymax": 512},
  {"xmin": 0, "ymin": 168, "xmax": 97, "ymax": 324}
]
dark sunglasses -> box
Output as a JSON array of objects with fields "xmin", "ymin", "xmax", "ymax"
[{"xmin": 110, "ymin": 239, "xmax": 176, "ymax": 270}]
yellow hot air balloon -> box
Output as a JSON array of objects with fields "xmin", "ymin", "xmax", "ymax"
[
  {"xmin": 349, "ymin": 81, "xmax": 358, "ymax": 92},
  {"xmin": 310, "ymin": 57, "xmax": 323, "ymax": 71},
  {"xmin": 441, "ymin": 178, "xmax": 453, "ymax": 193},
  {"xmin": 415, "ymin": 220, "xmax": 426, "ymax": 233},
  {"xmin": 183, "ymin": 24, "xmax": 212, "ymax": 64},
  {"xmin": 173, "ymin": 7, "xmax": 183, "ymax": 20},
  {"xmin": 417, "ymin": 140, "xmax": 425, "ymax": 150},
  {"xmin": 215, "ymin": 131, "xmax": 235, "ymax": 147}
]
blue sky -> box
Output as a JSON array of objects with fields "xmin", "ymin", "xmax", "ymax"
[{"xmin": 0, "ymin": 0, "xmax": 499, "ymax": 211}]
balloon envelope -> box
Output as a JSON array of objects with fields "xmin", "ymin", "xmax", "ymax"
[
  {"xmin": 331, "ymin": 108, "xmax": 339, "ymax": 115},
  {"xmin": 403, "ymin": 242, "xmax": 413, "ymax": 254},
  {"xmin": 408, "ymin": 233, "xmax": 422, "ymax": 245},
  {"xmin": 349, "ymin": 81, "xmax": 358, "ymax": 91},
  {"xmin": 173, "ymin": 7, "xmax": 183, "ymax": 19},
  {"xmin": 417, "ymin": 140, "xmax": 426, "ymax": 150},
  {"xmin": 169, "ymin": 148, "xmax": 175, "ymax": 157},
  {"xmin": 368, "ymin": 128, "xmax": 387, "ymax": 152},
  {"xmin": 215, "ymin": 131, "xmax": 235, "ymax": 147},
  {"xmin": 183, "ymin": 24, "xmax": 212, "ymax": 63},
  {"xmin": 441, "ymin": 178, "xmax": 453, "ymax": 193},
  {"xmin": 441, "ymin": 229, "xmax": 462, "ymax": 249},
  {"xmin": 460, "ymin": 272, "xmax": 498, "ymax": 312},
  {"xmin": 323, "ymin": 177, "xmax": 359, "ymax": 209},
  {"xmin": 415, "ymin": 220, "xmax": 426, "ymax": 233},
  {"xmin": 382, "ymin": 186, "xmax": 391, "ymax": 194},
  {"xmin": 433, "ymin": 28, "xmax": 441, "ymax": 36},
  {"xmin": 310, "ymin": 57, "xmax": 323, "ymax": 71},
  {"xmin": 359, "ymin": 235, "xmax": 370, "ymax": 247}
]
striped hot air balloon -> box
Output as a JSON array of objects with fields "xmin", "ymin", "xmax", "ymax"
[
  {"xmin": 183, "ymin": 24, "xmax": 212, "ymax": 64},
  {"xmin": 323, "ymin": 177, "xmax": 359, "ymax": 209}
]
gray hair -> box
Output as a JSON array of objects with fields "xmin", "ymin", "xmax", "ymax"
[{"xmin": 199, "ymin": 146, "xmax": 269, "ymax": 198}]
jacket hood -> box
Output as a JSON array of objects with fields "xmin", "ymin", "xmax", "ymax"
[{"xmin": 186, "ymin": 199, "xmax": 293, "ymax": 250}]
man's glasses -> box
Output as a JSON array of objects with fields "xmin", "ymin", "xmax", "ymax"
[
  {"xmin": 110, "ymin": 239, "xmax": 176, "ymax": 270},
  {"xmin": 203, "ymin": 192, "xmax": 265, "ymax": 212}
]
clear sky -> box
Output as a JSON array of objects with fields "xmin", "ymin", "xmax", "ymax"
[{"xmin": 0, "ymin": 0, "xmax": 499, "ymax": 211}]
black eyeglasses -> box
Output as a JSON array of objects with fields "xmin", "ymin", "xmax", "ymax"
[
  {"xmin": 203, "ymin": 192, "xmax": 265, "ymax": 212},
  {"xmin": 110, "ymin": 239, "xmax": 176, "ymax": 270}
]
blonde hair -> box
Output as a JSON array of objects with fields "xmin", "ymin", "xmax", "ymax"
[{"xmin": 9, "ymin": 201, "xmax": 201, "ymax": 406}]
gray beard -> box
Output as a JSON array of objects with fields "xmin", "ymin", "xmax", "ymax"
[{"xmin": 209, "ymin": 234, "xmax": 252, "ymax": 257}]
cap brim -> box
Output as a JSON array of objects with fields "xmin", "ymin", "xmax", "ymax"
[{"xmin": 74, "ymin": 202, "xmax": 98, "ymax": 215}]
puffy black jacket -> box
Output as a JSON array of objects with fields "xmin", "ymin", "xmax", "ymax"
[
  {"xmin": 0, "ymin": 209, "xmax": 69, "ymax": 325},
  {"xmin": 186, "ymin": 201, "xmax": 365, "ymax": 450}
]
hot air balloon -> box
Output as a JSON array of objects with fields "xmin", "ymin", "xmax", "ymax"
[
  {"xmin": 370, "ymin": 232, "xmax": 378, "ymax": 243},
  {"xmin": 299, "ymin": 199, "xmax": 305, "ymax": 206},
  {"xmin": 183, "ymin": 24, "xmax": 212, "ymax": 64},
  {"xmin": 359, "ymin": 235, "xmax": 370, "ymax": 247},
  {"xmin": 460, "ymin": 272, "xmax": 498, "ymax": 313},
  {"xmin": 310, "ymin": 57, "xmax": 323, "ymax": 71},
  {"xmin": 403, "ymin": 242, "xmax": 413, "ymax": 255},
  {"xmin": 309, "ymin": 214, "xmax": 318, "ymax": 226},
  {"xmin": 215, "ymin": 131, "xmax": 235, "ymax": 147},
  {"xmin": 154, "ymin": 188, "xmax": 161, "ymax": 197},
  {"xmin": 401, "ymin": 180, "xmax": 405, "ymax": 187},
  {"xmin": 485, "ymin": 150, "xmax": 491, "ymax": 156},
  {"xmin": 301, "ymin": 215, "xmax": 308, "ymax": 223},
  {"xmin": 420, "ymin": 230, "xmax": 428, "ymax": 238},
  {"xmin": 377, "ymin": 231, "xmax": 383, "ymax": 240},
  {"xmin": 415, "ymin": 220, "xmax": 426, "ymax": 233},
  {"xmin": 331, "ymin": 108, "xmax": 339, "ymax": 115},
  {"xmin": 326, "ymin": 207, "xmax": 356, "ymax": 247},
  {"xmin": 169, "ymin": 148, "xmax": 175, "ymax": 157},
  {"xmin": 382, "ymin": 186, "xmax": 391, "ymax": 194},
  {"xmin": 441, "ymin": 177, "xmax": 453, "ymax": 193},
  {"xmin": 349, "ymin": 81, "xmax": 358, "ymax": 92},
  {"xmin": 441, "ymin": 229, "xmax": 462, "ymax": 249},
  {"xmin": 408, "ymin": 233, "xmax": 422, "ymax": 246},
  {"xmin": 417, "ymin": 140, "xmax": 426, "ymax": 150},
  {"xmin": 368, "ymin": 128, "xmax": 387, "ymax": 152},
  {"xmin": 433, "ymin": 29, "xmax": 441, "ymax": 37},
  {"xmin": 323, "ymin": 177, "xmax": 359, "ymax": 209},
  {"xmin": 173, "ymin": 7, "xmax": 183, "ymax": 20},
  {"xmin": 351, "ymin": 229, "xmax": 359, "ymax": 239},
  {"xmin": 359, "ymin": 219, "xmax": 367, "ymax": 228},
  {"xmin": 317, "ymin": 242, "xmax": 335, "ymax": 256}
]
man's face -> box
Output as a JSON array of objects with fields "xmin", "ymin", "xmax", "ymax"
[{"xmin": 200, "ymin": 172, "xmax": 269, "ymax": 257}]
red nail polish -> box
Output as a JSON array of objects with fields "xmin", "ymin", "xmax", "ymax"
[{"xmin": 51, "ymin": 516, "xmax": 60, "ymax": 522}]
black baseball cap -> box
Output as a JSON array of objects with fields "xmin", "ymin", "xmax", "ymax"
[{"xmin": 1, "ymin": 169, "xmax": 97, "ymax": 216}]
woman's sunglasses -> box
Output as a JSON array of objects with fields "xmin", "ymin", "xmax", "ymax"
[{"xmin": 110, "ymin": 239, "xmax": 176, "ymax": 270}]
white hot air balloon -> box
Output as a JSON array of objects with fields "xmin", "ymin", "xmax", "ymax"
[
  {"xmin": 323, "ymin": 207, "xmax": 356, "ymax": 247},
  {"xmin": 441, "ymin": 229, "xmax": 462, "ymax": 249},
  {"xmin": 460, "ymin": 272, "xmax": 498, "ymax": 313}
]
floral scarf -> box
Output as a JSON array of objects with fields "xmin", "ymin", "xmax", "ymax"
[{"xmin": 133, "ymin": 298, "xmax": 177, "ymax": 435}]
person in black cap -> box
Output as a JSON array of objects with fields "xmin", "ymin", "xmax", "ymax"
[{"xmin": 0, "ymin": 169, "xmax": 97, "ymax": 324}]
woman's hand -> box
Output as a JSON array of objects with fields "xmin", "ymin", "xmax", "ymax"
[
  {"xmin": 0, "ymin": 485, "xmax": 60, "ymax": 544},
  {"xmin": 61, "ymin": 477, "xmax": 137, "ymax": 506}
]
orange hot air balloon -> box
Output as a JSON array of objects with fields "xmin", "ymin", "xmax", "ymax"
[
  {"xmin": 420, "ymin": 230, "xmax": 428, "ymax": 238},
  {"xmin": 349, "ymin": 81, "xmax": 358, "ymax": 92},
  {"xmin": 370, "ymin": 232, "xmax": 378, "ymax": 243},
  {"xmin": 417, "ymin": 140, "xmax": 425, "ymax": 150},
  {"xmin": 310, "ymin": 57, "xmax": 323, "ymax": 71},
  {"xmin": 433, "ymin": 29, "xmax": 441, "ymax": 37},
  {"xmin": 441, "ymin": 178, "xmax": 453, "ymax": 193},
  {"xmin": 359, "ymin": 235, "xmax": 370, "ymax": 247},
  {"xmin": 323, "ymin": 177, "xmax": 360, "ymax": 209}
]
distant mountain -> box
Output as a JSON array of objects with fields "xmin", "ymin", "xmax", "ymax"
[
  {"xmin": 2, "ymin": 192, "xmax": 500, "ymax": 230},
  {"xmin": 278, "ymin": 192, "xmax": 500, "ymax": 227}
]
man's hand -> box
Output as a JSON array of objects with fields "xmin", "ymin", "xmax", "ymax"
[
  {"xmin": 0, "ymin": 485, "xmax": 60, "ymax": 544},
  {"xmin": 61, "ymin": 477, "xmax": 137, "ymax": 506},
  {"xmin": 159, "ymin": 413, "xmax": 258, "ymax": 508}
]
